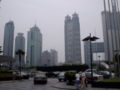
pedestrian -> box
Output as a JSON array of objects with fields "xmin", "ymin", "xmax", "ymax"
[
  {"xmin": 85, "ymin": 76, "xmax": 88, "ymax": 87},
  {"xmin": 13, "ymin": 71, "xmax": 17, "ymax": 80},
  {"xmin": 80, "ymin": 71, "xmax": 87, "ymax": 88},
  {"xmin": 75, "ymin": 71, "xmax": 80, "ymax": 90}
]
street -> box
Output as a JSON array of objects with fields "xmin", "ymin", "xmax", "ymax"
[
  {"xmin": 0, "ymin": 78, "xmax": 119, "ymax": 90},
  {"xmin": 0, "ymin": 78, "xmax": 59, "ymax": 90}
]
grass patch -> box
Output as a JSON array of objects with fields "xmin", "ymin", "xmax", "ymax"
[{"xmin": 102, "ymin": 78, "xmax": 120, "ymax": 82}]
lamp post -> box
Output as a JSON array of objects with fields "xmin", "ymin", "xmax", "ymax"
[
  {"xmin": 98, "ymin": 55, "xmax": 101, "ymax": 70},
  {"xmin": 83, "ymin": 33, "xmax": 99, "ymax": 84}
]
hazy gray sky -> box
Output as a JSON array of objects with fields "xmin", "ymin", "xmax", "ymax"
[{"xmin": 0, "ymin": 0, "xmax": 107, "ymax": 63}]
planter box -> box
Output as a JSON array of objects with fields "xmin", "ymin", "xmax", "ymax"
[
  {"xmin": 0, "ymin": 72, "xmax": 13, "ymax": 81},
  {"xmin": 0, "ymin": 77, "xmax": 13, "ymax": 81},
  {"xmin": 92, "ymin": 81, "xmax": 120, "ymax": 88}
]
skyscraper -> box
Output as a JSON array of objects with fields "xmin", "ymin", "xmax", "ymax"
[
  {"xmin": 14, "ymin": 33, "xmax": 25, "ymax": 67},
  {"xmin": 3, "ymin": 21, "xmax": 14, "ymax": 57},
  {"xmin": 64, "ymin": 13, "xmax": 81, "ymax": 64},
  {"xmin": 102, "ymin": 0, "xmax": 120, "ymax": 61},
  {"xmin": 27, "ymin": 25, "xmax": 42, "ymax": 67}
]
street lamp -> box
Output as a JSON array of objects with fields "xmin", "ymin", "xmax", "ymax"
[
  {"xmin": 98, "ymin": 55, "xmax": 101, "ymax": 70},
  {"xmin": 83, "ymin": 33, "xmax": 99, "ymax": 84}
]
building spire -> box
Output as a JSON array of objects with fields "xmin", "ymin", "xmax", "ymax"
[{"xmin": 34, "ymin": 20, "xmax": 37, "ymax": 27}]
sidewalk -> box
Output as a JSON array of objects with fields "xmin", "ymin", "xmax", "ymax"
[{"xmin": 51, "ymin": 82, "xmax": 119, "ymax": 90}]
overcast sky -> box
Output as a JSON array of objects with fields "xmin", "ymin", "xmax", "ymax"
[{"xmin": 0, "ymin": 0, "xmax": 111, "ymax": 63}]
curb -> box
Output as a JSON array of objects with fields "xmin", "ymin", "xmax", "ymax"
[
  {"xmin": 0, "ymin": 79, "xmax": 29, "ymax": 83},
  {"xmin": 51, "ymin": 85, "xmax": 76, "ymax": 90}
]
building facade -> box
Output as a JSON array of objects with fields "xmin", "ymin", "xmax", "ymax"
[
  {"xmin": 50, "ymin": 49, "xmax": 58, "ymax": 66},
  {"xmin": 3, "ymin": 21, "xmax": 14, "ymax": 68},
  {"xmin": 102, "ymin": 2, "xmax": 120, "ymax": 61},
  {"xmin": 14, "ymin": 33, "xmax": 25, "ymax": 68},
  {"xmin": 41, "ymin": 50, "xmax": 51, "ymax": 66},
  {"xmin": 3, "ymin": 21, "xmax": 14, "ymax": 57},
  {"xmin": 41, "ymin": 49, "xmax": 58, "ymax": 66},
  {"xmin": 64, "ymin": 13, "xmax": 81, "ymax": 64},
  {"xmin": 27, "ymin": 25, "xmax": 42, "ymax": 67},
  {"xmin": 84, "ymin": 42, "xmax": 104, "ymax": 66}
]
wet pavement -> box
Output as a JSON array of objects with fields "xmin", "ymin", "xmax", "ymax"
[
  {"xmin": 0, "ymin": 78, "xmax": 119, "ymax": 90},
  {"xmin": 0, "ymin": 78, "xmax": 58, "ymax": 90}
]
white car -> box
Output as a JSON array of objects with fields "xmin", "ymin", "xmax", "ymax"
[{"xmin": 85, "ymin": 69, "xmax": 97, "ymax": 73}]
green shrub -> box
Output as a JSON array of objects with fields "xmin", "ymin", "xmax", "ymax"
[
  {"xmin": 0, "ymin": 73, "xmax": 13, "ymax": 78},
  {"xmin": 65, "ymin": 71, "xmax": 76, "ymax": 81},
  {"xmin": 101, "ymin": 78, "xmax": 120, "ymax": 82},
  {"xmin": 0, "ymin": 68, "xmax": 9, "ymax": 72}
]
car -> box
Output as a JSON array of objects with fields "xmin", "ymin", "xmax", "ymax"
[
  {"xmin": 45, "ymin": 72, "xmax": 56, "ymax": 78},
  {"xmin": 20, "ymin": 72, "xmax": 29, "ymax": 79},
  {"xmin": 34, "ymin": 74, "xmax": 47, "ymax": 84},
  {"xmin": 85, "ymin": 69, "xmax": 97, "ymax": 73},
  {"xmin": 13, "ymin": 71, "xmax": 29, "ymax": 80},
  {"xmin": 58, "ymin": 72, "xmax": 65, "ymax": 82},
  {"xmin": 97, "ymin": 71, "xmax": 111, "ymax": 79},
  {"xmin": 85, "ymin": 72, "xmax": 103, "ymax": 83}
]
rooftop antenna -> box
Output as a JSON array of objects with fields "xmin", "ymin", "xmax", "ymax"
[{"xmin": 35, "ymin": 20, "xmax": 37, "ymax": 27}]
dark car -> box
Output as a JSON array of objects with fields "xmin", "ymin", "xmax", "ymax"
[
  {"xmin": 58, "ymin": 72, "xmax": 65, "ymax": 82},
  {"xmin": 85, "ymin": 72, "xmax": 103, "ymax": 83},
  {"xmin": 34, "ymin": 74, "xmax": 47, "ymax": 84},
  {"xmin": 46, "ymin": 72, "xmax": 56, "ymax": 78},
  {"xmin": 97, "ymin": 71, "xmax": 111, "ymax": 79}
]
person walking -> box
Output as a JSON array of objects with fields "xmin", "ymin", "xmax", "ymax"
[
  {"xmin": 75, "ymin": 71, "xmax": 80, "ymax": 90},
  {"xmin": 80, "ymin": 71, "xmax": 87, "ymax": 88}
]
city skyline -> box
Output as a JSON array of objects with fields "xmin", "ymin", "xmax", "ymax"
[{"xmin": 0, "ymin": 0, "xmax": 117, "ymax": 63}]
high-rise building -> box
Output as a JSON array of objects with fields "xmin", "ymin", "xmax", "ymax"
[
  {"xmin": 27, "ymin": 25, "xmax": 42, "ymax": 67},
  {"xmin": 14, "ymin": 33, "xmax": 25, "ymax": 67},
  {"xmin": 41, "ymin": 50, "xmax": 51, "ymax": 66},
  {"xmin": 84, "ymin": 42, "xmax": 104, "ymax": 66},
  {"xmin": 50, "ymin": 49, "xmax": 58, "ymax": 66},
  {"xmin": 64, "ymin": 13, "xmax": 81, "ymax": 64},
  {"xmin": 41, "ymin": 49, "xmax": 58, "ymax": 66},
  {"xmin": 102, "ymin": 1, "xmax": 120, "ymax": 61},
  {"xmin": 3, "ymin": 21, "xmax": 14, "ymax": 57}
]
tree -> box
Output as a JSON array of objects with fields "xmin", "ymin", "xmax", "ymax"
[{"xmin": 16, "ymin": 49, "xmax": 25, "ymax": 75}]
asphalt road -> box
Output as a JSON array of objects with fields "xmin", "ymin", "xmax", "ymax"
[
  {"xmin": 0, "ymin": 78, "xmax": 119, "ymax": 90},
  {"xmin": 0, "ymin": 78, "xmax": 60, "ymax": 90}
]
